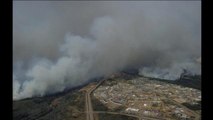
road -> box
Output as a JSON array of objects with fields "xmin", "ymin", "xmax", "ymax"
[
  {"xmin": 86, "ymin": 90, "xmax": 93, "ymax": 120},
  {"xmin": 85, "ymin": 79, "xmax": 106, "ymax": 120}
]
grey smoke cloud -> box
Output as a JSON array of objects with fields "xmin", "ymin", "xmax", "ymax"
[{"xmin": 13, "ymin": 1, "xmax": 201, "ymax": 100}]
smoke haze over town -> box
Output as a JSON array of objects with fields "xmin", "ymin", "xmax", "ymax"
[{"xmin": 13, "ymin": 1, "xmax": 201, "ymax": 100}]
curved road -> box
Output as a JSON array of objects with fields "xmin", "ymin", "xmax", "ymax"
[{"xmin": 85, "ymin": 79, "xmax": 106, "ymax": 120}]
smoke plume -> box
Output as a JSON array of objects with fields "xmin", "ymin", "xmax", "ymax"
[{"xmin": 13, "ymin": 1, "xmax": 201, "ymax": 100}]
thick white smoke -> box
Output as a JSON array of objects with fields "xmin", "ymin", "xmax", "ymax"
[
  {"xmin": 139, "ymin": 61, "xmax": 201, "ymax": 80},
  {"xmin": 13, "ymin": 1, "xmax": 201, "ymax": 100}
]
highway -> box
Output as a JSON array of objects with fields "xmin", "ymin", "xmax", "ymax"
[
  {"xmin": 86, "ymin": 90, "xmax": 93, "ymax": 120},
  {"xmin": 85, "ymin": 79, "xmax": 106, "ymax": 120}
]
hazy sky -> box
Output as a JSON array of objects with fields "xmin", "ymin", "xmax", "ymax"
[
  {"xmin": 13, "ymin": 1, "xmax": 201, "ymax": 100},
  {"xmin": 13, "ymin": 1, "xmax": 201, "ymax": 64}
]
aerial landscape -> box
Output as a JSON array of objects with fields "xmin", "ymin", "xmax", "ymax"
[{"xmin": 13, "ymin": 1, "xmax": 201, "ymax": 120}]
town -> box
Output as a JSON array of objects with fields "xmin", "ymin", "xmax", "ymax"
[{"xmin": 93, "ymin": 75, "xmax": 201, "ymax": 120}]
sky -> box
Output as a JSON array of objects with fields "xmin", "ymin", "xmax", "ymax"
[{"xmin": 13, "ymin": 1, "xmax": 201, "ymax": 100}]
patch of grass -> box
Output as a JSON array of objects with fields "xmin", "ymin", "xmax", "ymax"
[
  {"xmin": 13, "ymin": 91, "xmax": 85, "ymax": 120},
  {"xmin": 91, "ymin": 94, "xmax": 109, "ymax": 111},
  {"xmin": 182, "ymin": 101, "xmax": 201, "ymax": 111},
  {"xmin": 98, "ymin": 113, "xmax": 138, "ymax": 120}
]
